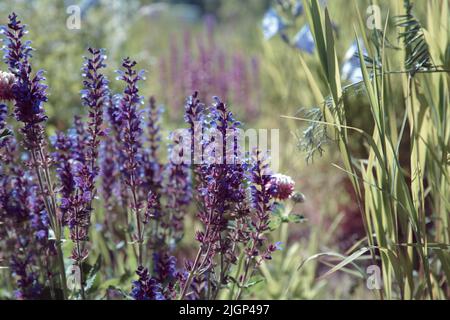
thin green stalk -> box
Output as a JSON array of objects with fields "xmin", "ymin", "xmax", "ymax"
[
  {"xmin": 30, "ymin": 147, "xmax": 68, "ymax": 300},
  {"xmin": 407, "ymin": 75, "xmax": 434, "ymax": 299},
  {"xmin": 179, "ymin": 248, "xmax": 202, "ymax": 300},
  {"xmin": 129, "ymin": 173, "xmax": 144, "ymax": 267},
  {"xmin": 55, "ymin": 241, "xmax": 68, "ymax": 300}
]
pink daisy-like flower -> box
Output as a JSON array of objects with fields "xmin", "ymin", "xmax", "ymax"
[
  {"xmin": 0, "ymin": 71, "xmax": 15, "ymax": 101},
  {"xmin": 269, "ymin": 173, "xmax": 295, "ymax": 200}
]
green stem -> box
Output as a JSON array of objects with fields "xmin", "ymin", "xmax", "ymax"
[
  {"xmin": 55, "ymin": 241, "xmax": 68, "ymax": 300},
  {"xmin": 179, "ymin": 249, "xmax": 202, "ymax": 300}
]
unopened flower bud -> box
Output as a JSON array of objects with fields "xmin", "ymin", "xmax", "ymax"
[{"xmin": 291, "ymin": 192, "xmax": 305, "ymax": 203}]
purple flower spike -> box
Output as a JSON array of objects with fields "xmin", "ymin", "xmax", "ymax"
[
  {"xmin": 82, "ymin": 47, "xmax": 110, "ymax": 177},
  {"xmin": 116, "ymin": 57, "xmax": 146, "ymax": 265},
  {"xmin": 117, "ymin": 57, "xmax": 144, "ymax": 189},
  {"xmin": 141, "ymin": 96, "xmax": 164, "ymax": 195},
  {"xmin": 2, "ymin": 13, "xmax": 48, "ymax": 149}
]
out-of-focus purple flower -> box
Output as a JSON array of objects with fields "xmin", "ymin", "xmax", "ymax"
[
  {"xmin": 230, "ymin": 54, "xmax": 250, "ymax": 113},
  {"xmin": 7, "ymin": 170, "xmax": 32, "ymax": 224},
  {"xmin": 70, "ymin": 115, "xmax": 88, "ymax": 163},
  {"xmin": 10, "ymin": 255, "xmax": 42, "ymax": 300},
  {"xmin": 99, "ymin": 135, "xmax": 117, "ymax": 211},
  {"xmin": 28, "ymin": 185, "xmax": 54, "ymax": 252},
  {"xmin": 131, "ymin": 266, "xmax": 165, "ymax": 300},
  {"xmin": 262, "ymin": 8, "xmax": 284, "ymax": 40},
  {"xmin": 274, "ymin": 241, "xmax": 283, "ymax": 251},
  {"xmin": 164, "ymin": 134, "xmax": 192, "ymax": 241},
  {"xmin": 145, "ymin": 96, "xmax": 162, "ymax": 163},
  {"xmin": 0, "ymin": 166, "xmax": 48, "ymax": 300},
  {"xmin": 153, "ymin": 251, "xmax": 177, "ymax": 282},
  {"xmin": 160, "ymin": 25, "xmax": 261, "ymax": 121},
  {"xmin": 140, "ymin": 97, "xmax": 164, "ymax": 195},
  {"xmin": 105, "ymin": 95, "xmax": 129, "ymax": 208},
  {"xmin": 342, "ymin": 40, "xmax": 367, "ymax": 84},
  {"xmin": 293, "ymin": 24, "xmax": 315, "ymax": 54},
  {"xmin": 107, "ymin": 95, "xmax": 123, "ymax": 136}
]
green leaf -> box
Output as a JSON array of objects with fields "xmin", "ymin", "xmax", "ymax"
[
  {"xmin": 288, "ymin": 213, "xmax": 307, "ymax": 224},
  {"xmin": 317, "ymin": 247, "xmax": 371, "ymax": 280},
  {"xmin": 0, "ymin": 129, "xmax": 12, "ymax": 140},
  {"xmin": 85, "ymin": 255, "xmax": 103, "ymax": 292},
  {"xmin": 244, "ymin": 277, "xmax": 265, "ymax": 289},
  {"xmin": 269, "ymin": 216, "xmax": 282, "ymax": 231}
]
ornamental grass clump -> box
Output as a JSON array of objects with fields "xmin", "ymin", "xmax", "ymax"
[
  {"xmin": 280, "ymin": 0, "xmax": 450, "ymax": 300},
  {"xmin": 0, "ymin": 13, "xmax": 299, "ymax": 300}
]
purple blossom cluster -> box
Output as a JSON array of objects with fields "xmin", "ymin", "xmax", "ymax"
[
  {"xmin": 0, "ymin": 13, "xmax": 297, "ymax": 301},
  {"xmin": 2, "ymin": 13, "xmax": 48, "ymax": 149},
  {"xmin": 0, "ymin": 104, "xmax": 53, "ymax": 299},
  {"xmin": 131, "ymin": 266, "xmax": 165, "ymax": 300},
  {"xmin": 50, "ymin": 48, "xmax": 110, "ymax": 299}
]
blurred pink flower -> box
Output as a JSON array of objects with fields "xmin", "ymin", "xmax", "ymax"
[
  {"xmin": 269, "ymin": 173, "xmax": 295, "ymax": 200},
  {"xmin": 0, "ymin": 71, "xmax": 15, "ymax": 101}
]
